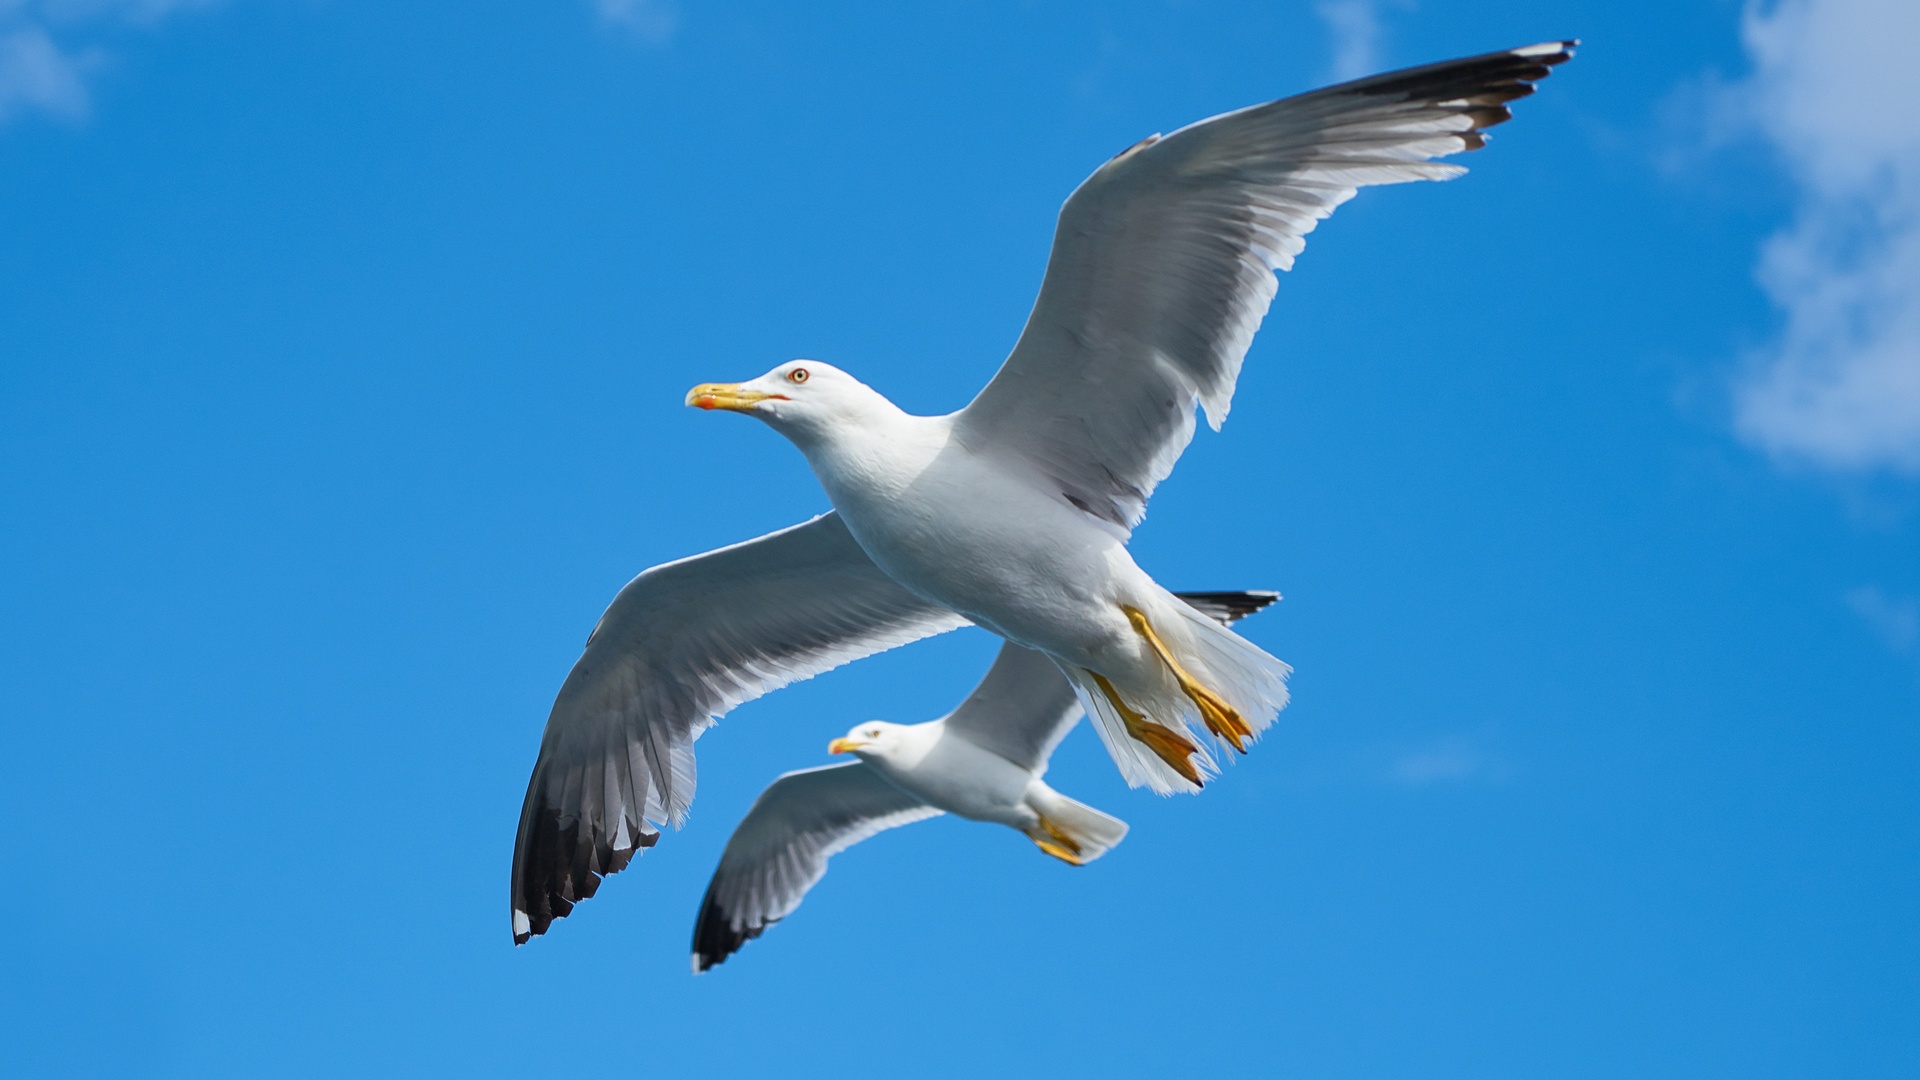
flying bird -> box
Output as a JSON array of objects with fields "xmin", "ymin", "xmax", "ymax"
[
  {"xmin": 513, "ymin": 41, "xmax": 1576, "ymax": 945},
  {"xmin": 691, "ymin": 591, "xmax": 1277, "ymax": 972}
]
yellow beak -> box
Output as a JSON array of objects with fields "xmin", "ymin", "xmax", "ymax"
[
  {"xmin": 827, "ymin": 738, "xmax": 862, "ymax": 756},
  {"xmin": 686, "ymin": 382, "xmax": 787, "ymax": 412}
]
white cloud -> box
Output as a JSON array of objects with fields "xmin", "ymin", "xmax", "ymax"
[
  {"xmin": 1728, "ymin": 0, "xmax": 1920, "ymax": 473},
  {"xmin": 594, "ymin": 0, "xmax": 675, "ymax": 46},
  {"xmin": 0, "ymin": 0, "xmax": 215, "ymax": 125},
  {"xmin": 0, "ymin": 27, "xmax": 90, "ymax": 120},
  {"xmin": 39, "ymin": 0, "xmax": 211, "ymax": 22},
  {"xmin": 1846, "ymin": 586, "xmax": 1919, "ymax": 654},
  {"xmin": 1387, "ymin": 738, "xmax": 1485, "ymax": 786},
  {"xmin": 1314, "ymin": 0, "xmax": 1379, "ymax": 82}
]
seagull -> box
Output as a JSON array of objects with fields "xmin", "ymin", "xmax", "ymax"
[
  {"xmin": 690, "ymin": 591, "xmax": 1277, "ymax": 972},
  {"xmin": 512, "ymin": 41, "xmax": 1576, "ymax": 945}
]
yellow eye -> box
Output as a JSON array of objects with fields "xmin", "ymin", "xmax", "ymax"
[{"xmin": 787, "ymin": 367, "xmax": 810, "ymax": 384}]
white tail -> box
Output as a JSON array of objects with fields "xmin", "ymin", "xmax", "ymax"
[
  {"xmin": 1167, "ymin": 593, "xmax": 1292, "ymax": 740},
  {"xmin": 1026, "ymin": 782, "xmax": 1129, "ymax": 862},
  {"xmin": 1066, "ymin": 665, "xmax": 1209, "ymax": 794},
  {"xmin": 1065, "ymin": 593, "xmax": 1291, "ymax": 796}
]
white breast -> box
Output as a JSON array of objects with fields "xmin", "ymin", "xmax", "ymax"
[
  {"xmin": 863, "ymin": 721, "xmax": 1035, "ymax": 828},
  {"xmin": 804, "ymin": 410, "xmax": 1132, "ymax": 655}
]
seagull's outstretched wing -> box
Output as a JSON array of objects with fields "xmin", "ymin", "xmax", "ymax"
[
  {"xmin": 512, "ymin": 512, "xmax": 968, "ymax": 944},
  {"xmin": 956, "ymin": 42, "xmax": 1575, "ymax": 533},
  {"xmin": 946, "ymin": 590, "xmax": 1282, "ymax": 771},
  {"xmin": 940, "ymin": 640, "xmax": 1084, "ymax": 773},
  {"xmin": 691, "ymin": 762, "xmax": 941, "ymax": 972}
]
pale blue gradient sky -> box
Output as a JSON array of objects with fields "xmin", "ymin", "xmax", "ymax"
[{"xmin": 2, "ymin": 2, "xmax": 1916, "ymax": 1078}]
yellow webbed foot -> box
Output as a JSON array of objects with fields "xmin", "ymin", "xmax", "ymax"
[
  {"xmin": 1090, "ymin": 670, "xmax": 1204, "ymax": 787},
  {"xmin": 1028, "ymin": 816, "xmax": 1087, "ymax": 866},
  {"xmin": 1123, "ymin": 605, "xmax": 1253, "ymax": 753}
]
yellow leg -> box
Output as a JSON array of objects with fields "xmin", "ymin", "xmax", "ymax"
[
  {"xmin": 1027, "ymin": 816, "xmax": 1086, "ymax": 866},
  {"xmin": 1090, "ymin": 670, "xmax": 1203, "ymax": 787},
  {"xmin": 1122, "ymin": 605, "xmax": 1253, "ymax": 753}
]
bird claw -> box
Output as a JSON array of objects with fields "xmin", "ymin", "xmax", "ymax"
[
  {"xmin": 1028, "ymin": 816, "xmax": 1087, "ymax": 866},
  {"xmin": 1122, "ymin": 605, "xmax": 1252, "ymax": 753},
  {"xmin": 1089, "ymin": 669, "xmax": 1204, "ymax": 786}
]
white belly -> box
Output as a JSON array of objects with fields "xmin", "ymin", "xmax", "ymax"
[
  {"xmin": 813, "ymin": 427, "xmax": 1146, "ymax": 666},
  {"xmin": 868, "ymin": 726, "xmax": 1036, "ymax": 828}
]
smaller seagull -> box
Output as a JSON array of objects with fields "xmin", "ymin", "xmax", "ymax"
[{"xmin": 690, "ymin": 590, "xmax": 1276, "ymax": 972}]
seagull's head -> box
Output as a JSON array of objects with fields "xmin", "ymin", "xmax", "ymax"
[
  {"xmin": 827, "ymin": 720, "xmax": 904, "ymax": 762},
  {"xmin": 686, "ymin": 361, "xmax": 892, "ymax": 444}
]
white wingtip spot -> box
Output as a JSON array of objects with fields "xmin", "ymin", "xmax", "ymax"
[
  {"xmin": 512, "ymin": 910, "xmax": 531, "ymax": 936},
  {"xmin": 1512, "ymin": 40, "xmax": 1575, "ymax": 57}
]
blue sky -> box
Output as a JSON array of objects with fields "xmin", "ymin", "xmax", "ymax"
[{"xmin": 2, "ymin": 1, "xmax": 1916, "ymax": 1077}]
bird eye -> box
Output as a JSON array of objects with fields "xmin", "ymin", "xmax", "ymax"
[{"xmin": 787, "ymin": 368, "xmax": 810, "ymax": 384}]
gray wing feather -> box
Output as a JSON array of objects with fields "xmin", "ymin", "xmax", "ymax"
[
  {"xmin": 691, "ymin": 762, "xmax": 941, "ymax": 972},
  {"xmin": 956, "ymin": 42, "xmax": 1575, "ymax": 532},
  {"xmin": 512, "ymin": 512, "xmax": 969, "ymax": 944},
  {"xmin": 940, "ymin": 642, "xmax": 1082, "ymax": 774}
]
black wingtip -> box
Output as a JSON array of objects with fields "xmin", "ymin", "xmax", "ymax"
[
  {"xmin": 1326, "ymin": 38, "xmax": 1578, "ymax": 124},
  {"xmin": 1173, "ymin": 590, "xmax": 1282, "ymax": 625},
  {"xmin": 689, "ymin": 880, "xmax": 772, "ymax": 974},
  {"xmin": 1513, "ymin": 39, "xmax": 1578, "ymax": 59},
  {"xmin": 511, "ymin": 785, "xmax": 662, "ymax": 946}
]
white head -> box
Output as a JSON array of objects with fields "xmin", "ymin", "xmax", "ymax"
[
  {"xmin": 825, "ymin": 720, "xmax": 910, "ymax": 764},
  {"xmin": 685, "ymin": 360, "xmax": 895, "ymax": 445}
]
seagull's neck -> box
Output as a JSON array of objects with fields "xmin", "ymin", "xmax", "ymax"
[
  {"xmin": 861, "ymin": 721, "xmax": 944, "ymax": 777},
  {"xmin": 783, "ymin": 397, "xmax": 955, "ymax": 504}
]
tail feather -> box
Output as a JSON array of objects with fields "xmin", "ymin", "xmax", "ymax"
[
  {"xmin": 1168, "ymin": 596, "xmax": 1292, "ymax": 748},
  {"xmin": 1027, "ymin": 784, "xmax": 1129, "ymax": 862},
  {"xmin": 1064, "ymin": 592, "xmax": 1291, "ymax": 796},
  {"xmin": 1064, "ymin": 665, "xmax": 1212, "ymax": 795}
]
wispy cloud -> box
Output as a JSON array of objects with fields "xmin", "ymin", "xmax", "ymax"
[
  {"xmin": 0, "ymin": 0, "xmax": 215, "ymax": 124},
  {"xmin": 1314, "ymin": 0, "xmax": 1380, "ymax": 82},
  {"xmin": 1266, "ymin": 730, "xmax": 1509, "ymax": 793},
  {"xmin": 0, "ymin": 26, "xmax": 90, "ymax": 120},
  {"xmin": 1846, "ymin": 585, "xmax": 1919, "ymax": 654},
  {"xmin": 594, "ymin": 0, "xmax": 675, "ymax": 46},
  {"xmin": 38, "ymin": 1, "xmax": 211, "ymax": 21},
  {"xmin": 1386, "ymin": 736, "xmax": 1497, "ymax": 787},
  {"xmin": 1724, "ymin": 0, "xmax": 1920, "ymax": 473}
]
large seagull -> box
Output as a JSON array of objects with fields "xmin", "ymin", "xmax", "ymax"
[{"xmin": 512, "ymin": 41, "xmax": 1576, "ymax": 945}]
